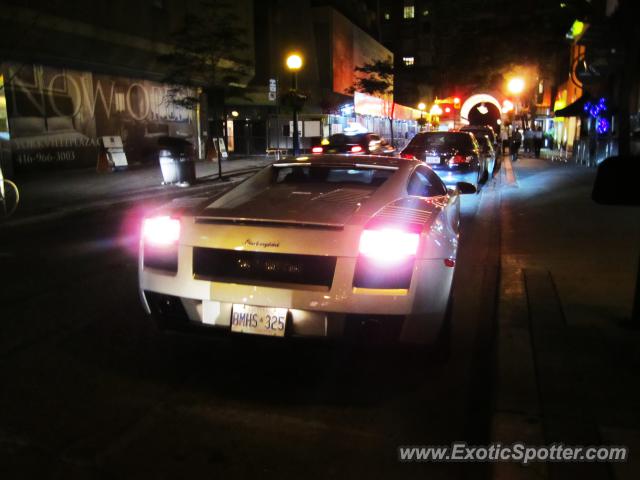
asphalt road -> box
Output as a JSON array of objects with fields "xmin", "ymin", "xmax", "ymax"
[{"xmin": 0, "ymin": 167, "xmax": 502, "ymax": 479}]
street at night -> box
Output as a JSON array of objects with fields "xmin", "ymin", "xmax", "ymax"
[
  {"xmin": 1, "ymin": 0, "xmax": 640, "ymax": 479},
  {"xmin": 2, "ymin": 157, "xmax": 638, "ymax": 478}
]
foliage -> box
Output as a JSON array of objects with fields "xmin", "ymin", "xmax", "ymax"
[
  {"xmin": 158, "ymin": 0, "xmax": 252, "ymax": 110},
  {"xmin": 428, "ymin": 0, "xmax": 587, "ymax": 94},
  {"xmin": 347, "ymin": 57, "xmax": 396, "ymax": 143},
  {"xmin": 346, "ymin": 57, "xmax": 394, "ymax": 97}
]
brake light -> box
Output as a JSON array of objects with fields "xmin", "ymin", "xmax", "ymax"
[
  {"xmin": 350, "ymin": 145, "xmax": 363, "ymax": 153},
  {"xmin": 449, "ymin": 155, "xmax": 472, "ymax": 164},
  {"xmin": 359, "ymin": 228, "xmax": 419, "ymax": 262},
  {"xmin": 401, "ymin": 153, "xmax": 415, "ymax": 159},
  {"xmin": 311, "ymin": 146, "xmax": 323, "ymax": 154},
  {"xmin": 142, "ymin": 216, "xmax": 180, "ymax": 247}
]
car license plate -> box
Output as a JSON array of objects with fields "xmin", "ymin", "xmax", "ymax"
[
  {"xmin": 425, "ymin": 156, "xmax": 441, "ymax": 164},
  {"xmin": 231, "ymin": 304, "xmax": 287, "ymax": 337}
]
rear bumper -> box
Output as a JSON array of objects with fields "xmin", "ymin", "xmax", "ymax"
[
  {"xmin": 143, "ymin": 290, "xmax": 407, "ymax": 344},
  {"xmin": 139, "ymin": 251, "xmax": 454, "ymax": 344}
]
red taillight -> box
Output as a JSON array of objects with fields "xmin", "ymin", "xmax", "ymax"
[
  {"xmin": 449, "ymin": 155, "xmax": 470, "ymax": 164},
  {"xmin": 359, "ymin": 228, "xmax": 419, "ymax": 263},
  {"xmin": 444, "ymin": 258, "xmax": 455, "ymax": 268},
  {"xmin": 142, "ymin": 216, "xmax": 180, "ymax": 247},
  {"xmin": 311, "ymin": 146, "xmax": 323, "ymax": 154},
  {"xmin": 350, "ymin": 145, "xmax": 363, "ymax": 153},
  {"xmin": 401, "ymin": 153, "xmax": 415, "ymax": 159}
]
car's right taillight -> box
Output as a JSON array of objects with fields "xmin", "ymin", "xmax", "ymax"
[
  {"xmin": 449, "ymin": 155, "xmax": 473, "ymax": 165},
  {"xmin": 353, "ymin": 228, "xmax": 419, "ymax": 290},
  {"xmin": 358, "ymin": 228, "xmax": 419, "ymax": 263},
  {"xmin": 400, "ymin": 153, "xmax": 416, "ymax": 159}
]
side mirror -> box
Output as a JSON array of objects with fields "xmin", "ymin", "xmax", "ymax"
[
  {"xmin": 592, "ymin": 155, "xmax": 640, "ymax": 206},
  {"xmin": 456, "ymin": 181, "xmax": 476, "ymax": 194}
]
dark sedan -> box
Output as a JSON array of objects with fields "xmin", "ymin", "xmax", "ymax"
[
  {"xmin": 312, "ymin": 132, "xmax": 396, "ymax": 155},
  {"xmin": 400, "ymin": 131, "xmax": 487, "ymax": 188}
]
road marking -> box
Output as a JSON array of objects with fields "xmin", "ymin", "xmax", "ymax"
[{"xmin": 502, "ymin": 156, "xmax": 519, "ymax": 187}]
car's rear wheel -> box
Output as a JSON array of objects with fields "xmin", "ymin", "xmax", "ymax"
[{"xmin": 402, "ymin": 293, "xmax": 453, "ymax": 364}]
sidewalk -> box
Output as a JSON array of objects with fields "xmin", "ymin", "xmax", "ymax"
[
  {"xmin": 2, "ymin": 156, "xmax": 273, "ymax": 227},
  {"xmin": 492, "ymin": 156, "xmax": 640, "ymax": 479}
]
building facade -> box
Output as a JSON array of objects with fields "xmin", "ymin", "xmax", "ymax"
[{"xmin": 0, "ymin": 0, "xmax": 254, "ymax": 175}]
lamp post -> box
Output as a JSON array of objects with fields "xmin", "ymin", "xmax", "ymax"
[
  {"xmin": 507, "ymin": 77, "xmax": 525, "ymax": 127},
  {"xmin": 418, "ymin": 102, "xmax": 426, "ymax": 130},
  {"xmin": 286, "ymin": 53, "xmax": 303, "ymax": 155}
]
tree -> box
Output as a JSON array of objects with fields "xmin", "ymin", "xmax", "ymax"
[
  {"xmin": 347, "ymin": 57, "xmax": 396, "ymax": 146},
  {"xmin": 429, "ymin": 0, "xmax": 581, "ymax": 95},
  {"xmin": 158, "ymin": 0, "xmax": 252, "ymax": 126}
]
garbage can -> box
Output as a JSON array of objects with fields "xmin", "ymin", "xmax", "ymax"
[{"xmin": 157, "ymin": 136, "xmax": 196, "ymax": 186}]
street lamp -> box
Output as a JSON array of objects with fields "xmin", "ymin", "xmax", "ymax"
[
  {"xmin": 286, "ymin": 53, "xmax": 303, "ymax": 155},
  {"xmin": 507, "ymin": 77, "xmax": 525, "ymax": 95},
  {"xmin": 507, "ymin": 77, "xmax": 525, "ymax": 127},
  {"xmin": 418, "ymin": 102, "xmax": 426, "ymax": 130}
]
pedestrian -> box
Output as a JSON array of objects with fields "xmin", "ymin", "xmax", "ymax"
[
  {"xmin": 510, "ymin": 128, "xmax": 522, "ymax": 161},
  {"xmin": 500, "ymin": 126, "xmax": 509, "ymax": 155},
  {"xmin": 523, "ymin": 128, "xmax": 533, "ymax": 154},
  {"xmin": 533, "ymin": 126, "xmax": 543, "ymax": 158}
]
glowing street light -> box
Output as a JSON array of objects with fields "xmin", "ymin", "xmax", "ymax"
[
  {"xmin": 286, "ymin": 53, "xmax": 304, "ymax": 155},
  {"xmin": 430, "ymin": 104, "xmax": 443, "ymax": 116},
  {"xmin": 507, "ymin": 77, "xmax": 525, "ymax": 95},
  {"xmin": 417, "ymin": 102, "xmax": 427, "ymax": 130},
  {"xmin": 286, "ymin": 53, "xmax": 303, "ymax": 71},
  {"xmin": 507, "ymin": 77, "xmax": 525, "ymax": 127}
]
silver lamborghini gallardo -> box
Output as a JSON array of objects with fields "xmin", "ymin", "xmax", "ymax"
[{"xmin": 139, "ymin": 155, "xmax": 475, "ymax": 346}]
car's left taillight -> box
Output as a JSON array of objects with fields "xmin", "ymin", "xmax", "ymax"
[
  {"xmin": 353, "ymin": 228, "xmax": 420, "ymax": 290},
  {"xmin": 142, "ymin": 216, "xmax": 180, "ymax": 273},
  {"xmin": 142, "ymin": 216, "xmax": 180, "ymax": 246},
  {"xmin": 312, "ymin": 146, "xmax": 323, "ymax": 154}
]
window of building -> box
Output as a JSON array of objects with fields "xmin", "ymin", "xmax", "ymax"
[
  {"xmin": 402, "ymin": 56, "xmax": 415, "ymax": 66},
  {"xmin": 403, "ymin": 5, "xmax": 415, "ymax": 19},
  {"xmin": 384, "ymin": 12, "xmax": 390, "ymax": 20}
]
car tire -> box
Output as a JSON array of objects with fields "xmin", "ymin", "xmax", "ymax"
[
  {"xmin": 403, "ymin": 293, "xmax": 453, "ymax": 364},
  {"xmin": 427, "ymin": 292, "xmax": 453, "ymax": 362}
]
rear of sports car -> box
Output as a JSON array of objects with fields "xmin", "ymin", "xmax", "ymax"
[{"xmin": 139, "ymin": 159, "xmax": 459, "ymax": 345}]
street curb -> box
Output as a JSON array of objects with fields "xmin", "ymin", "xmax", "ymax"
[{"xmin": 0, "ymin": 167, "xmax": 262, "ymax": 230}]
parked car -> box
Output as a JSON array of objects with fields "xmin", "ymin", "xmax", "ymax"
[
  {"xmin": 312, "ymin": 132, "xmax": 395, "ymax": 155},
  {"xmin": 139, "ymin": 154, "xmax": 476, "ymax": 348},
  {"xmin": 460, "ymin": 124, "xmax": 497, "ymax": 147},
  {"xmin": 400, "ymin": 131, "xmax": 487, "ymax": 187},
  {"xmin": 472, "ymin": 133, "xmax": 496, "ymax": 178}
]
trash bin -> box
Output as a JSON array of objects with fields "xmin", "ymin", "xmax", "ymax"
[{"xmin": 157, "ymin": 136, "xmax": 196, "ymax": 186}]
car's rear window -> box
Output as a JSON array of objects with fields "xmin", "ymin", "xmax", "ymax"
[
  {"xmin": 327, "ymin": 133, "xmax": 366, "ymax": 146},
  {"xmin": 462, "ymin": 127, "xmax": 495, "ymax": 142},
  {"xmin": 274, "ymin": 166, "xmax": 393, "ymax": 187},
  {"xmin": 405, "ymin": 132, "xmax": 475, "ymax": 151}
]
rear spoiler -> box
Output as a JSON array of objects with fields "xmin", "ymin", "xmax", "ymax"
[
  {"xmin": 273, "ymin": 162, "xmax": 398, "ymax": 171},
  {"xmin": 194, "ymin": 216, "xmax": 344, "ymax": 230}
]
